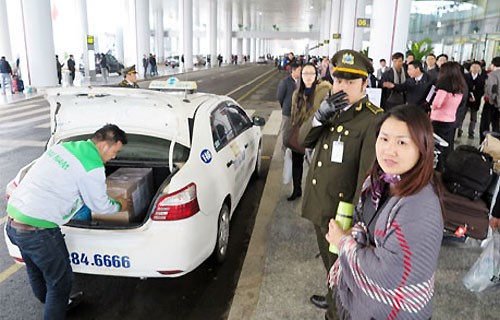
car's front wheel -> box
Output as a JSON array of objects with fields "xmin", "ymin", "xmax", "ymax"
[
  {"xmin": 212, "ymin": 203, "xmax": 230, "ymax": 263},
  {"xmin": 253, "ymin": 141, "xmax": 263, "ymax": 179}
]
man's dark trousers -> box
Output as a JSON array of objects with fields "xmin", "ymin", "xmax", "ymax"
[{"xmin": 6, "ymin": 222, "xmax": 73, "ymax": 320}]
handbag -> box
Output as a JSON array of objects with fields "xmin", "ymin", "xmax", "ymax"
[
  {"xmin": 482, "ymin": 133, "xmax": 500, "ymax": 174},
  {"xmin": 463, "ymin": 231, "xmax": 500, "ymax": 292},
  {"xmin": 386, "ymin": 90, "xmax": 405, "ymax": 106},
  {"xmin": 285, "ymin": 124, "xmax": 305, "ymax": 154}
]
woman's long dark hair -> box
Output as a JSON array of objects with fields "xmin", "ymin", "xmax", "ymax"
[
  {"xmin": 369, "ymin": 105, "xmax": 438, "ymax": 197},
  {"xmin": 296, "ymin": 63, "xmax": 319, "ymax": 111},
  {"xmin": 436, "ymin": 61, "xmax": 467, "ymax": 95}
]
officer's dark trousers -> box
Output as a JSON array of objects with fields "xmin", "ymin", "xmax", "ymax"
[
  {"xmin": 291, "ymin": 151, "xmax": 304, "ymax": 193},
  {"xmin": 479, "ymin": 102, "xmax": 500, "ymax": 143},
  {"xmin": 314, "ymin": 224, "xmax": 339, "ymax": 320}
]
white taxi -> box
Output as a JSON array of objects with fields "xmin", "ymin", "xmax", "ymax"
[{"xmin": 4, "ymin": 80, "xmax": 265, "ymax": 278}]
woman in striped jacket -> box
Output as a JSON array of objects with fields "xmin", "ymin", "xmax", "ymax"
[{"xmin": 326, "ymin": 105, "xmax": 443, "ymax": 320}]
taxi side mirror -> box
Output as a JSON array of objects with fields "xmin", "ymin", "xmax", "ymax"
[{"xmin": 252, "ymin": 116, "xmax": 266, "ymax": 127}]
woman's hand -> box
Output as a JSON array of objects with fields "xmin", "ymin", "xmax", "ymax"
[
  {"xmin": 490, "ymin": 217, "xmax": 500, "ymax": 230},
  {"xmin": 325, "ymin": 219, "xmax": 350, "ymax": 248}
]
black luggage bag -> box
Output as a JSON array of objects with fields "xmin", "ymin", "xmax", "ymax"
[{"xmin": 442, "ymin": 145, "xmax": 493, "ymax": 200}]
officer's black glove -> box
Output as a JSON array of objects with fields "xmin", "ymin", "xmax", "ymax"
[{"xmin": 314, "ymin": 91, "xmax": 349, "ymax": 124}]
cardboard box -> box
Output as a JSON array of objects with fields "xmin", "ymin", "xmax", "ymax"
[{"xmin": 92, "ymin": 168, "xmax": 154, "ymax": 224}]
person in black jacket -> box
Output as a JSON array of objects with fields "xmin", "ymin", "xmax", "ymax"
[
  {"xmin": 378, "ymin": 52, "xmax": 407, "ymax": 111},
  {"xmin": 56, "ymin": 55, "xmax": 64, "ymax": 85},
  {"xmin": 67, "ymin": 55, "xmax": 76, "ymax": 85},
  {"xmin": 382, "ymin": 60, "xmax": 433, "ymax": 111},
  {"xmin": 0, "ymin": 56, "xmax": 14, "ymax": 94},
  {"xmin": 276, "ymin": 63, "xmax": 302, "ymax": 149},
  {"xmin": 459, "ymin": 61, "xmax": 486, "ymax": 138}
]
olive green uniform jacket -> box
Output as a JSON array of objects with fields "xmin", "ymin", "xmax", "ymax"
[
  {"xmin": 298, "ymin": 96, "xmax": 383, "ymax": 227},
  {"xmin": 118, "ymin": 80, "xmax": 139, "ymax": 88}
]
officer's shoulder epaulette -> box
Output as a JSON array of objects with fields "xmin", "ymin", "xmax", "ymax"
[{"xmin": 365, "ymin": 101, "xmax": 384, "ymax": 115}]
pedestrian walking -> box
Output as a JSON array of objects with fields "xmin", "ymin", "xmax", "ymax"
[{"xmin": 0, "ymin": 56, "xmax": 14, "ymax": 94}]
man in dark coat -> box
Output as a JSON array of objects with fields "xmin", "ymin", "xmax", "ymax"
[
  {"xmin": 378, "ymin": 52, "xmax": 407, "ymax": 110},
  {"xmin": 276, "ymin": 63, "xmax": 301, "ymax": 148},
  {"xmin": 382, "ymin": 60, "xmax": 433, "ymax": 111},
  {"xmin": 461, "ymin": 61, "xmax": 486, "ymax": 138},
  {"xmin": 299, "ymin": 49, "xmax": 384, "ymax": 320},
  {"xmin": 67, "ymin": 55, "xmax": 76, "ymax": 85},
  {"xmin": 56, "ymin": 55, "xmax": 64, "ymax": 85}
]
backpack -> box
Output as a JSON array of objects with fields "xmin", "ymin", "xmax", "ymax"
[{"xmin": 442, "ymin": 145, "xmax": 493, "ymax": 200}]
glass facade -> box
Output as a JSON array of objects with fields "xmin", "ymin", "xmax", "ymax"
[{"xmin": 408, "ymin": 0, "xmax": 500, "ymax": 63}]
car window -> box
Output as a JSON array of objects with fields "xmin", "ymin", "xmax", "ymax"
[
  {"xmin": 226, "ymin": 105, "xmax": 252, "ymax": 135},
  {"xmin": 61, "ymin": 134, "xmax": 190, "ymax": 163},
  {"xmin": 211, "ymin": 104, "xmax": 235, "ymax": 151}
]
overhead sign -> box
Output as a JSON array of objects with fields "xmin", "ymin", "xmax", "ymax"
[
  {"xmin": 87, "ymin": 35, "xmax": 94, "ymax": 45},
  {"xmin": 356, "ymin": 18, "xmax": 371, "ymax": 28},
  {"xmin": 332, "ymin": 33, "xmax": 341, "ymax": 39},
  {"xmin": 324, "ymin": 40, "xmax": 330, "ymax": 44}
]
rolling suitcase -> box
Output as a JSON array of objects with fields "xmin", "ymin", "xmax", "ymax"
[
  {"xmin": 442, "ymin": 183, "xmax": 489, "ymax": 240},
  {"xmin": 17, "ymin": 79, "xmax": 24, "ymax": 92}
]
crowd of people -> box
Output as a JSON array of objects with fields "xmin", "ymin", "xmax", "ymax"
[{"xmin": 276, "ymin": 49, "xmax": 500, "ymax": 319}]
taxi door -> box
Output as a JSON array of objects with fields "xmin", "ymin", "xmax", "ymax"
[{"xmin": 210, "ymin": 104, "xmax": 241, "ymax": 211}]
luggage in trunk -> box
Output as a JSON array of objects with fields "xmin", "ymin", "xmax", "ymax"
[
  {"xmin": 92, "ymin": 168, "xmax": 154, "ymax": 225},
  {"xmin": 442, "ymin": 183, "xmax": 489, "ymax": 240}
]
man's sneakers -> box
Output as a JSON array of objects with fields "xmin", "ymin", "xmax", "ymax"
[
  {"xmin": 310, "ymin": 294, "xmax": 328, "ymax": 309},
  {"xmin": 67, "ymin": 291, "xmax": 84, "ymax": 312}
]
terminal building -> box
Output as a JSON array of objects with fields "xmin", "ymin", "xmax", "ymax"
[{"xmin": 0, "ymin": 0, "xmax": 499, "ymax": 89}]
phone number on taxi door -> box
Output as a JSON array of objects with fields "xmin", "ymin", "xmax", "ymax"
[{"xmin": 70, "ymin": 252, "xmax": 131, "ymax": 268}]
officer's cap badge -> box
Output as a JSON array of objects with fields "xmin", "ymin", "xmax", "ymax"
[{"xmin": 342, "ymin": 53, "xmax": 355, "ymax": 65}]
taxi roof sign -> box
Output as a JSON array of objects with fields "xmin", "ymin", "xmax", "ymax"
[{"xmin": 149, "ymin": 79, "xmax": 197, "ymax": 92}]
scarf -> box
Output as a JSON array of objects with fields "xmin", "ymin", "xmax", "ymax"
[{"xmin": 392, "ymin": 67, "xmax": 406, "ymax": 84}]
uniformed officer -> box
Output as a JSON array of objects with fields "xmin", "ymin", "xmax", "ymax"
[
  {"xmin": 298, "ymin": 49, "xmax": 384, "ymax": 319},
  {"xmin": 118, "ymin": 65, "xmax": 139, "ymax": 88}
]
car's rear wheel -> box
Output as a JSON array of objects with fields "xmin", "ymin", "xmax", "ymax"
[{"xmin": 212, "ymin": 203, "xmax": 230, "ymax": 263}]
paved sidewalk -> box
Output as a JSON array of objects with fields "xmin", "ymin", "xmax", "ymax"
[{"xmin": 229, "ymin": 132, "xmax": 500, "ymax": 320}]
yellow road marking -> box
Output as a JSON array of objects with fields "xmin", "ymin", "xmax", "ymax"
[
  {"xmin": 236, "ymin": 72, "xmax": 276, "ymax": 103},
  {"xmin": 0, "ymin": 263, "xmax": 23, "ymax": 284}
]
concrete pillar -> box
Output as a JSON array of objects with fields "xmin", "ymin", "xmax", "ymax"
[
  {"xmin": 250, "ymin": 7, "xmax": 257, "ymax": 62},
  {"xmin": 224, "ymin": 0, "xmax": 232, "ymax": 64},
  {"xmin": 319, "ymin": 1, "xmax": 331, "ymax": 57},
  {"xmin": 369, "ymin": 0, "xmax": 411, "ymax": 69},
  {"xmin": 209, "ymin": 0, "xmax": 217, "ymax": 67},
  {"xmin": 329, "ymin": 0, "xmax": 341, "ymax": 56},
  {"xmin": 243, "ymin": 4, "xmax": 250, "ymax": 60},
  {"xmin": 183, "ymin": 0, "xmax": 193, "ymax": 70},
  {"xmin": 136, "ymin": 0, "xmax": 150, "ymax": 71},
  {"xmin": 353, "ymin": 0, "xmax": 366, "ymax": 51},
  {"xmin": 251, "ymin": 38, "xmax": 256, "ymax": 63},
  {"xmin": 21, "ymin": 0, "xmax": 57, "ymax": 87},
  {"xmin": 76, "ymin": 0, "xmax": 91, "ymax": 80},
  {"xmin": 340, "ymin": 0, "xmax": 356, "ymax": 50},
  {"xmin": 154, "ymin": 8, "xmax": 164, "ymax": 62},
  {"xmin": 0, "ymin": 0, "xmax": 12, "ymax": 61},
  {"xmin": 116, "ymin": 25, "xmax": 124, "ymax": 64},
  {"xmin": 193, "ymin": 0, "xmax": 200, "ymax": 54}
]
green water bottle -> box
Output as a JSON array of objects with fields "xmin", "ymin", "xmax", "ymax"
[{"xmin": 329, "ymin": 201, "xmax": 354, "ymax": 254}]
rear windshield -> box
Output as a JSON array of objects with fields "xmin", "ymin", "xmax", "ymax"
[{"xmin": 61, "ymin": 134, "xmax": 190, "ymax": 163}]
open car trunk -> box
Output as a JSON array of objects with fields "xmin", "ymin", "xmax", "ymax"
[{"xmin": 66, "ymin": 163, "xmax": 178, "ymax": 229}]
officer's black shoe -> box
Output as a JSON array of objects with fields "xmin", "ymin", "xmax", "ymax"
[
  {"xmin": 287, "ymin": 188, "xmax": 302, "ymax": 201},
  {"xmin": 67, "ymin": 291, "xmax": 84, "ymax": 312},
  {"xmin": 310, "ymin": 294, "xmax": 328, "ymax": 309}
]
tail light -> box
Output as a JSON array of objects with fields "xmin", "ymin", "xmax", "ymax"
[{"xmin": 151, "ymin": 183, "xmax": 200, "ymax": 221}]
